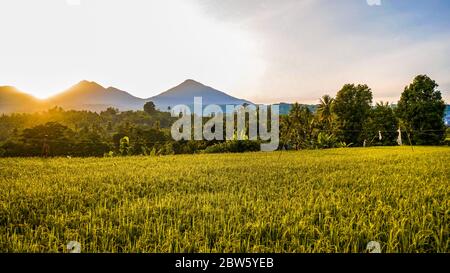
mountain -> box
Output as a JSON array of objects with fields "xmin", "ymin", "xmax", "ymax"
[
  {"xmin": 3, "ymin": 79, "xmax": 444, "ymax": 119},
  {"xmin": 49, "ymin": 81, "xmax": 146, "ymax": 111},
  {"xmin": 147, "ymin": 79, "xmax": 252, "ymax": 111},
  {"xmin": 278, "ymin": 102, "xmax": 318, "ymax": 115},
  {"xmin": 0, "ymin": 86, "xmax": 46, "ymax": 113},
  {"xmin": 0, "ymin": 80, "xmax": 252, "ymax": 114}
]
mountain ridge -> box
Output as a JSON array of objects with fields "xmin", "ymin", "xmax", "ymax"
[
  {"xmin": 2, "ymin": 81, "xmax": 449, "ymax": 125},
  {"xmin": 0, "ymin": 79, "xmax": 253, "ymax": 113},
  {"xmin": 0, "ymin": 86, "xmax": 46, "ymax": 113},
  {"xmin": 147, "ymin": 79, "xmax": 251, "ymax": 111},
  {"xmin": 48, "ymin": 81, "xmax": 146, "ymax": 111}
]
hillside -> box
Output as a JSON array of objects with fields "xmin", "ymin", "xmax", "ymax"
[
  {"xmin": 49, "ymin": 81, "xmax": 146, "ymax": 111},
  {"xmin": 147, "ymin": 79, "xmax": 252, "ymax": 111},
  {"xmin": 0, "ymin": 80, "xmax": 252, "ymax": 113},
  {"xmin": 278, "ymin": 103, "xmax": 318, "ymax": 115},
  {"xmin": 0, "ymin": 86, "xmax": 46, "ymax": 113},
  {"xmin": 1, "ymin": 80, "xmax": 448, "ymax": 123}
]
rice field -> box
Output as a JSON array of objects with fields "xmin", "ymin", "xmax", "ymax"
[{"xmin": 0, "ymin": 146, "xmax": 448, "ymax": 253}]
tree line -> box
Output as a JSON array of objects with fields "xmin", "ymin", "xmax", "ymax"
[
  {"xmin": 0, "ymin": 75, "xmax": 447, "ymax": 157},
  {"xmin": 280, "ymin": 75, "xmax": 447, "ymax": 149}
]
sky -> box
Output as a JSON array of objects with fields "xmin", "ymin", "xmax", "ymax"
[{"xmin": 0, "ymin": 0, "xmax": 449, "ymax": 104}]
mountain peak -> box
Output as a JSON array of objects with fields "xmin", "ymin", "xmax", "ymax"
[
  {"xmin": 0, "ymin": 86, "xmax": 20, "ymax": 93},
  {"xmin": 180, "ymin": 79, "xmax": 204, "ymax": 87},
  {"xmin": 147, "ymin": 79, "xmax": 252, "ymax": 109},
  {"xmin": 184, "ymin": 79, "xmax": 199, "ymax": 83},
  {"xmin": 46, "ymin": 81, "xmax": 145, "ymax": 111},
  {"xmin": 0, "ymin": 86, "xmax": 39, "ymax": 111},
  {"xmin": 75, "ymin": 80, "xmax": 105, "ymax": 90}
]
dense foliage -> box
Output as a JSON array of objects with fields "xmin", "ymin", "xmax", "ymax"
[
  {"xmin": 396, "ymin": 75, "xmax": 446, "ymax": 145},
  {"xmin": 280, "ymin": 75, "xmax": 447, "ymax": 149},
  {"xmin": 0, "ymin": 75, "xmax": 447, "ymax": 157},
  {"xmin": 0, "ymin": 107, "xmax": 176, "ymax": 157}
]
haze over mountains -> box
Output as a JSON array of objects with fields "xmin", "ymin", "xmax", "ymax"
[
  {"xmin": 2, "ymin": 80, "xmax": 449, "ymax": 123},
  {"xmin": 148, "ymin": 79, "xmax": 252, "ymax": 111},
  {"xmin": 0, "ymin": 79, "xmax": 251, "ymax": 114},
  {"xmin": 0, "ymin": 86, "xmax": 42, "ymax": 113},
  {"xmin": 49, "ymin": 81, "xmax": 145, "ymax": 112}
]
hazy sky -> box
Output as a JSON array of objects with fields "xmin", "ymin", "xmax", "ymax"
[{"xmin": 0, "ymin": 0, "xmax": 449, "ymax": 103}]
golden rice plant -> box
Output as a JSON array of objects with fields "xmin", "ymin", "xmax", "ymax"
[{"xmin": 0, "ymin": 146, "xmax": 448, "ymax": 253}]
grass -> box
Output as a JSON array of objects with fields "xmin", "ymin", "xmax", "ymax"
[{"xmin": 0, "ymin": 146, "xmax": 449, "ymax": 253}]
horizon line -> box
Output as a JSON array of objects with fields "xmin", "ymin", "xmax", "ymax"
[{"xmin": 1, "ymin": 79, "xmax": 449, "ymax": 105}]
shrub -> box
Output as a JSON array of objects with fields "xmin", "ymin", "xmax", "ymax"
[
  {"xmin": 316, "ymin": 132, "xmax": 338, "ymax": 149},
  {"xmin": 204, "ymin": 140, "xmax": 260, "ymax": 153}
]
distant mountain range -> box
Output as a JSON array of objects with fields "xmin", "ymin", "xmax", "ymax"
[
  {"xmin": 49, "ymin": 80, "xmax": 145, "ymax": 112},
  {"xmin": 0, "ymin": 79, "xmax": 251, "ymax": 114},
  {"xmin": 1, "ymin": 80, "xmax": 449, "ymax": 125},
  {"xmin": 0, "ymin": 86, "xmax": 42, "ymax": 113},
  {"xmin": 278, "ymin": 103, "xmax": 317, "ymax": 115}
]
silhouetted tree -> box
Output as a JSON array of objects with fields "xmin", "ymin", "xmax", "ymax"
[
  {"xmin": 144, "ymin": 101, "xmax": 157, "ymax": 115},
  {"xmin": 21, "ymin": 122, "xmax": 74, "ymax": 156}
]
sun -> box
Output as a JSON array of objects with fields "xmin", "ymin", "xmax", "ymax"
[{"xmin": 0, "ymin": 0, "xmax": 266, "ymax": 99}]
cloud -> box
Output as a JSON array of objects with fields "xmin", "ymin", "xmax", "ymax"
[
  {"xmin": 0, "ymin": 0, "xmax": 449, "ymax": 103},
  {"xmin": 195, "ymin": 0, "xmax": 450, "ymax": 103},
  {"xmin": 0, "ymin": 0, "xmax": 266, "ymax": 99}
]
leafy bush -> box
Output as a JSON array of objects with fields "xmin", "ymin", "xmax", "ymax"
[
  {"xmin": 204, "ymin": 140, "xmax": 260, "ymax": 153},
  {"xmin": 119, "ymin": 136, "xmax": 131, "ymax": 156},
  {"xmin": 316, "ymin": 132, "xmax": 338, "ymax": 149}
]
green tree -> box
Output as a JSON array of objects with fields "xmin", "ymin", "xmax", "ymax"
[
  {"xmin": 75, "ymin": 126, "xmax": 110, "ymax": 157},
  {"xmin": 106, "ymin": 121, "xmax": 113, "ymax": 131},
  {"xmin": 316, "ymin": 132, "xmax": 338, "ymax": 149},
  {"xmin": 333, "ymin": 84, "xmax": 373, "ymax": 146},
  {"xmin": 119, "ymin": 136, "xmax": 131, "ymax": 156},
  {"xmin": 363, "ymin": 102, "xmax": 398, "ymax": 146},
  {"xmin": 103, "ymin": 107, "xmax": 119, "ymax": 115},
  {"xmin": 281, "ymin": 103, "xmax": 315, "ymax": 150},
  {"xmin": 21, "ymin": 122, "xmax": 75, "ymax": 156},
  {"xmin": 316, "ymin": 94, "xmax": 335, "ymax": 132},
  {"xmin": 153, "ymin": 120, "xmax": 161, "ymax": 130},
  {"xmin": 144, "ymin": 101, "xmax": 157, "ymax": 115},
  {"xmin": 396, "ymin": 75, "xmax": 446, "ymax": 145}
]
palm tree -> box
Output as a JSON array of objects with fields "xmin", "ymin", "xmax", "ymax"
[
  {"xmin": 317, "ymin": 95, "xmax": 335, "ymax": 131},
  {"xmin": 282, "ymin": 103, "xmax": 315, "ymax": 149}
]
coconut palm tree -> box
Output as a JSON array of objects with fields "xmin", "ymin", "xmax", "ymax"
[
  {"xmin": 281, "ymin": 103, "xmax": 315, "ymax": 149},
  {"xmin": 317, "ymin": 95, "xmax": 335, "ymax": 132}
]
